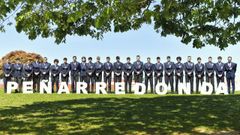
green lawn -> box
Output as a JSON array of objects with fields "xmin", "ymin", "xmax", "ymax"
[{"xmin": 0, "ymin": 90, "xmax": 240, "ymax": 135}]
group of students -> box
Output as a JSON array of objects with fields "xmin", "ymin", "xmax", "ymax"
[{"xmin": 2, "ymin": 55, "xmax": 237, "ymax": 94}]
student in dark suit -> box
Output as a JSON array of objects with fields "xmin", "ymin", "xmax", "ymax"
[
  {"xmin": 50, "ymin": 59, "xmax": 60, "ymax": 93},
  {"xmin": 40, "ymin": 57, "xmax": 51, "ymax": 82},
  {"xmin": 175, "ymin": 57, "xmax": 184, "ymax": 93},
  {"xmin": 114, "ymin": 56, "xmax": 123, "ymax": 89},
  {"xmin": 22, "ymin": 60, "xmax": 33, "ymax": 81},
  {"xmin": 32, "ymin": 58, "xmax": 41, "ymax": 92},
  {"xmin": 144, "ymin": 57, "xmax": 154, "ymax": 93},
  {"xmin": 184, "ymin": 56, "xmax": 194, "ymax": 93},
  {"xmin": 164, "ymin": 56, "xmax": 175, "ymax": 93},
  {"xmin": 70, "ymin": 56, "xmax": 80, "ymax": 93},
  {"xmin": 123, "ymin": 57, "xmax": 133, "ymax": 93},
  {"xmin": 215, "ymin": 56, "xmax": 225, "ymax": 86},
  {"xmin": 86, "ymin": 57, "xmax": 95, "ymax": 92},
  {"xmin": 80, "ymin": 57, "xmax": 88, "ymax": 83},
  {"xmin": 154, "ymin": 57, "xmax": 164, "ymax": 87},
  {"xmin": 205, "ymin": 57, "xmax": 215, "ymax": 92},
  {"xmin": 3, "ymin": 60, "xmax": 13, "ymax": 93},
  {"xmin": 133, "ymin": 55, "xmax": 144, "ymax": 83},
  {"xmin": 60, "ymin": 58, "xmax": 70, "ymax": 85},
  {"xmin": 225, "ymin": 56, "xmax": 237, "ymax": 94},
  {"xmin": 12, "ymin": 58, "xmax": 23, "ymax": 93},
  {"xmin": 195, "ymin": 57, "xmax": 204, "ymax": 93},
  {"xmin": 104, "ymin": 57, "xmax": 113, "ymax": 93},
  {"xmin": 94, "ymin": 56, "xmax": 103, "ymax": 82}
]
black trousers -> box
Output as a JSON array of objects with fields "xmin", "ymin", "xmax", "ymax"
[
  {"xmin": 227, "ymin": 77, "xmax": 235, "ymax": 94},
  {"xmin": 14, "ymin": 77, "xmax": 22, "ymax": 92},
  {"xmin": 206, "ymin": 76, "xmax": 215, "ymax": 93},
  {"xmin": 124, "ymin": 75, "xmax": 132, "ymax": 93},
  {"xmin": 154, "ymin": 76, "xmax": 163, "ymax": 91},
  {"xmin": 3, "ymin": 76, "xmax": 12, "ymax": 93},
  {"xmin": 216, "ymin": 76, "xmax": 224, "ymax": 86},
  {"xmin": 196, "ymin": 76, "xmax": 204, "ymax": 93},
  {"xmin": 87, "ymin": 75, "xmax": 94, "ymax": 93},
  {"xmin": 61, "ymin": 75, "xmax": 69, "ymax": 85},
  {"xmin": 41, "ymin": 74, "xmax": 49, "ymax": 81},
  {"xmin": 145, "ymin": 75, "xmax": 153, "ymax": 93},
  {"xmin": 165, "ymin": 74, "xmax": 174, "ymax": 92},
  {"xmin": 185, "ymin": 75, "xmax": 194, "ymax": 93},
  {"xmin": 114, "ymin": 74, "xmax": 122, "ymax": 91},
  {"xmin": 71, "ymin": 74, "xmax": 79, "ymax": 93},
  {"xmin": 51, "ymin": 76, "xmax": 59, "ymax": 93},
  {"xmin": 134, "ymin": 73, "xmax": 143, "ymax": 91},
  {"xmin": 175, "ymin": 75, "xmax": 183, "ymax": 93},
  {"xmin": 104, "ymin": 73, "xmax": 112, "ymax": 93},
  {"xmin": 80, "ymin": 76, "xmax": 88, "ymax": 83},
  {"xmin": 33, "ymin": 74, "xmax": 40, "ymax": 92},
  {"xmin": 95, "ymin": 73, "xmax": 102, "ymax": 82}
]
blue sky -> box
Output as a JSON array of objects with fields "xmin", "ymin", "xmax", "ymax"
[{"xmin": 0, "ymin": 24, "xmax": 239, "ymax": 71}]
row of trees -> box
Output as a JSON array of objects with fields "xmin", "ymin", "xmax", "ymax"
[{"xmin": 0, "ymin": 0, "xmax": 239, "ymax": 49}]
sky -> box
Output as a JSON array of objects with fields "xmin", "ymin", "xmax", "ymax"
[{"xmin": 0, "ymin": 24, "xmax": 239, "ymax": 74}]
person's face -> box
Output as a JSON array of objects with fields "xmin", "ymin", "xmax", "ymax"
[
  {"xmin": 73, "ymin": 57, "xmax": 77, "ymax": 62},
  {"xmin": 64, "ymin": 59, "xmax": 67, "ymax": 63},
  {"xmin": 116, "ymin": 58, "xmax": 120, "ymax": 61},
  {"xmin": 147, "ymin": 59, "xmax": 150, "ymax": 63},
  {"xmin": 177, "ymin": 59, "xmax": 181, "ymax": 62},
  {"xmin": 218, "ymin": 58, "xmax": 222, "ymax": 63},
  {"xmin": 228, "ymin": 57, "xmax": 232, "ymax": 62},
  {"xmin": 107, "ymin": 58, "xmax": 110, "ymax": 62},
  {"xmin": 197, "ymin": 59, "xmax": 201, "ymax": 63},
  {"xmin": 157, "ymin": 59, "xmax": 160, "ymax": 63},
  {"xmin": 54, "ymin": 62, "xmax": 58, "ymax": 65},
  {"xmin": 188, "ymin": 57, "xmax": 191, "ymax": 62},
  {"xmin": 44, "ymin": 58, "xmax": 47, "ymax": 62},
  {"xmin": 82, "ymin": 58, "xmax": 86, "ymax": 62},
  {"xmin": 97, "ymin": 58, "xmax": 100, "ymax": 62},
  {"xmin": 89, "ymin": 59, "xmax": 92, "ymax": 62},
  {"xmin": 16, "ymin": 60, "xmax": 20, "ymax": 64},
  {"xmin": 127, "ymin": 59, "xmax": 130, "ymax": 63},
  {"xmin": 136, "ymin": 56, "xmax": 140, "ymax": 61},
  {"xmin": 208, "ymin": 58, "xmax": 212, "ymax": 62},
  {"xmin": 167, "ymin": 58, "xmax": 171, "ymax": 62}
]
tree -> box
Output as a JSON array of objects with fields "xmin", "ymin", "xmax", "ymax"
[
  {"xmin": 0, "ymin": 0, "xmax": 239, "ymax": 49},
  {"xmin": 0, "ymin": 50, "xmax": 44, "ymax": 78}
]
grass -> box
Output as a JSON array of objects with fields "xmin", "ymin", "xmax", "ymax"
[{"xmin": 0, "ymin": 89, "xmax": 239, "ymax": 135}]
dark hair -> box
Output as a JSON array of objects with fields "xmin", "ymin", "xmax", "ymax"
[
  {"xmin": 147, "ymin": 57, "xmax": 151, "ymax": 60},
  {"xmin": 136, "ymin": 55, "xmax": 140, "ymax": 57},
  {"xmin": 54, "ymin": 59, "xmax": 59, "ymax": 63},
  {"xmin": 127, "ymin": 57, "xmax": 130, "ymax": 60},
  {"xmin": 82, "ymin": 56, "xmax": 86, "ymax": 59},
  {"xmin": 106, "ymin": 57, "xmax": 110, "ymax": 59},
  {"xmin": 156, "ymin": 57, "xmax": 160, "ymax": 60},
  {"xmin": 167, "ymin": 56, "xmax": 171, "ymax": 59},
  {"xmin": 73, "ymin": 56, "xmax": 77, "ymax": 59},
  {"xmin": 63, "ymin": 57, "xmax": 67, "ymax": 61},
  {"xmin": 116, "ymin": 56, "xmax": 120, "ymax": 59},
  {"xmin": 88, "ymin": 57, "xmax": 92, "ymax": 60},
  {"xmin": 16, "ymin": 58, "xmax": 20, "ymax": 61},
  {"xmin": 208, "ymin": 56, "xmax": 212, "ymax": 59},
  {"xmin": 176, "ymin": 57, "xmax": 182, "ymax": 61},
  {"xmin": 197, "ymin": 57, "xmax": 201, "ymax": 60},
  {"xmin": 218, "ymin": 56, "xmax": 222, "ymax": 59}
]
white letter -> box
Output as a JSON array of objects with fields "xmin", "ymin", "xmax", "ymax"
[
  {"xmin": 134, "ymin": 83, "xmax": 146, "ymax": 95},
  {"xmin": 178, "ymin": 83, "xmax": 191, "ymax": 95},
  {"xmin": 96, "ymin": 82, "xmax": 107, "ymax": 94},
  {"xmin": 155, "ymin": 83, "xmax": 168, "ymax": 95},
  {"xmin": 7, "ymin": 82, "xmax": 18, "ymax": 94},
  {"xmin": 115, "ymin": 82, "xmax": 125, "ymax": 94},
  {"xmin": 216, "ymin": 82, "xmax": 228, "ymax": 95},
  {"xmin": 58, "ymin": 82, "xmax": 70, "ymax": 94},
  {"xmin": 22, "ymin": 81, "xmax": 33, "ymax": 94},
  {"xmin": 76, "ymin": 82, "xmax": 88, "ymax": 94},
  {"xmin": 200, "ymin": 82, "xmax": 213, "ymax": 95},
  {"xmin": 40, "ymin": 81, "xmax": 52, "ymax": 94}
]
